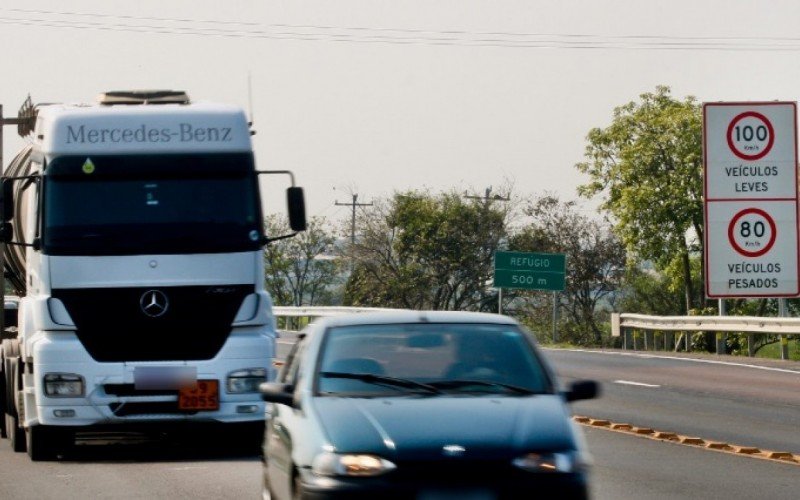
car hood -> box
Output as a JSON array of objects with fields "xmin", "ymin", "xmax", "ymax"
[{"xmin": 311, "ymin": 395, "xmax": 577, "ymax": 460}]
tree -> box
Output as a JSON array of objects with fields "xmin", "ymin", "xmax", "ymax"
[
  {"xmin": 343, "ymin": 190, "xmax": 509, "ymax": 311},
  {"xmin": 575, "ymin": 86, "xmax": 703, "ymax": 314},
  {"xmin": 263, "ymin": 215, "xmax": 343, "ymax": 306},
  {"xmin": 509, "ymin": 195, "xmax": 626, "ymax": 344}
]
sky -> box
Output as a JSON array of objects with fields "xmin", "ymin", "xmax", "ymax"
[{"xmin": 3, "ymin": 0, "xmax": 800, "ymax": 227}]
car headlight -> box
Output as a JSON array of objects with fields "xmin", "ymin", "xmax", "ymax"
[
  {"xmin": 226, "ymin": 368, "xmax": 267, "ymax": 393},
  {"xmin": 512, "ymin": 451, "xmax": 589, "ymax": 473},
  {"xmin": 311, "ymin": 452, "xmax": 397, "ymax": 477},
  {"xmin": 44, "ymin": 373, "xmax": 84, "ymax": 397}
]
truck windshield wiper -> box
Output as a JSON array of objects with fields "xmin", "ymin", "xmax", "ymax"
[
  {"xmin": 319, "ymin": 372, "xmax": 442, "ymax": 394},
  {"xmin": 428, "ymin": 379, "xmax": 540, "ymax": 395}
]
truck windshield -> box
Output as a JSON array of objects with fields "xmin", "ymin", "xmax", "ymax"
[{"xmin": 43, "ymin": 153, "xmax": 264, "ymax": 256}]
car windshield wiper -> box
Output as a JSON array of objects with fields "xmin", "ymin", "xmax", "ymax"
[
  {"xmin": 429, "ymin": 379, "xmax": 540, "ymax": 395},
  {"xmin": 319, "ymin": 372, "xmax": 442, "ymax": 394}
]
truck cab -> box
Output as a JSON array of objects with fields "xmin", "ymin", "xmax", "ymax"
[{"xmin": 0, "ymin": 90, "xmax": 304, "ymax": 460}]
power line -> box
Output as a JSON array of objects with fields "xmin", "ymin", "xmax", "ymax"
[
  {"xmin": 2, "ymin": 9, "xmax": 800, "ymax": 51},
  {"xmin": 6, "ymin": 7, "xmax": 800, "ymax": 45},
  {"xmin": 464, "ymin": 187, "xmax": 510, "ymax": 204}
]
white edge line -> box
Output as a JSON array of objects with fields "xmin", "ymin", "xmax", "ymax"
[
  {"xmin": 550, "ymin": 348, "xmax": 800, "ymax": 375},
  {"xmin": 613, "ymin": 379, "xmax": 661, "ymax": 388}
]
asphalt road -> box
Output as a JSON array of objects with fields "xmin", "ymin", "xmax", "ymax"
[
  {"xmin": 546, "ymin": 348, "xmax": 800, "ymax": 454},
  {"xmin": 0, "ymin": 343, "xmax": 798, "ymax": 499},
  {"xmin": 0, "ymin": 426, "xmax": 797, "ymax": 499}
]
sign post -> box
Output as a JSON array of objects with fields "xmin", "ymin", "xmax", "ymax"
[{"xmin": 703, "ymin": 102, "xmax": 799, "ymax": 299}]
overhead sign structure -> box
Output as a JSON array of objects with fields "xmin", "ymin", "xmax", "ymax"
[
  {"xmin": 494, "ymin": 251, "xmax": 566, "ymax": 291},
  {"xmin": 704, "ymin": 102, "xmax": 799, "ymax": 298}
]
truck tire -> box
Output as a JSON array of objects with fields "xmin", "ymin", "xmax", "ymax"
[
  {"xmin": 6, "ymin": 413, "xmax": 25, "ymax": 452},
  {"xmin": 7, "ymin": 358, "xmax": 26, "ymax": 452},
  {"xmin": 0, "ymin": 352, "xmax": 6, "ymax": 438},
  {"xmin": 27, "ymin": 425, "xmax": 71, "ymax": 461}
]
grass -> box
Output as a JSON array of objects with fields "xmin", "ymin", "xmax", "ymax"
[{"xmin": 753, "ymin": 339, "xmax": 800, "ymax": 361}]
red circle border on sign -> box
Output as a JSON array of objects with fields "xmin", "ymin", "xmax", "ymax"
[
  {"xmin": 726, "ymin": 111, "xmax": 775, "ymax": 161},
  {"xmin": 727, "ymin": 207, "xmax": 777, "ymax": 258}
]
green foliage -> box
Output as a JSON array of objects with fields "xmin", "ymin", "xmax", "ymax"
[
  {"xmin": 509, "ymin": 195, "xmax": 626, "ymax": 345},
  {"xmin": 343, "ymin": 190, "xmax": 509, "ymax": 311},
  {"xmin": 576, "ymin": 86, "xmax": 704, "ymax": 311},
  {"xmin": 620, "ymin": 256, "xmax": 704, "ymax": 317},
  {"xmin": 263, "ymin": 215, "xmax": 343, "ymax": 306},
  {"xmin": 619, "ymin": 265, "xmax": 684, "ymax": 315}
]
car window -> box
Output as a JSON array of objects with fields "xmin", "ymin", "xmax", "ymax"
[
  {"xmin": 316, "ymin": 323, "xmax": 552, "ymax": 395},
  {"xmin": 280, "ymin": 337, "xmax": 306, "ymax": 386}
]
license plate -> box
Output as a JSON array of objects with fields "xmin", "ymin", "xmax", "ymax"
[{"xmin": 178, "ymin": 380, "xmax": 219, "ymax": 411}]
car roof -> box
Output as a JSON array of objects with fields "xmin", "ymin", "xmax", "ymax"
[{"xmin": 308, "ymin": 310, "xmax": 520, "ymax": 331}]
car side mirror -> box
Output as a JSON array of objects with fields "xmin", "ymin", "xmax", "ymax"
[
  {"xmin": 563, "ymin": 380, "xmax": 599, "ymax": 403},
  {"xmin": 260, "ymin": 382, "xmax": 296, "ymax": 406}
]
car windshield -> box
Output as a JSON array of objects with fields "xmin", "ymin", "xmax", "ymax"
[{"xmin": 316, "ymin": 323, "xmax": 552, "ymax": 396}]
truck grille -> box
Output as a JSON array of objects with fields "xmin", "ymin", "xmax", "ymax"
[{"xmin": 52, "ymin": 285, "xmax": 253, "ymax": 362}]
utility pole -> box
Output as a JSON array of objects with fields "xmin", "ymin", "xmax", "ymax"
[
  {"xmin": 335, "ymin": 194, "xmax": 373, "ymax": 273},
  {"xmin": 464, "ymin": 187, "xmax": 510, "ymax": 314},
  {"xmin": 335, "ymin": 194, "xmax": 373, "ymax": 245}
]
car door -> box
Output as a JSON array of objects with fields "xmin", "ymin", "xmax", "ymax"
[{"xmin": 266, "ymin": 337, "xmax": 306, "ymax": 500}]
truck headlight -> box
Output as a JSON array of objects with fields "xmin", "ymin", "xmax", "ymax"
[
  {"xmin": 226, "ymin": 368, "xmax": 267, "ymax": 393},
  {"xmin": 312, "ymin": 452, "xmax": 396, "ymax": 477},
  {"xmin": 44, "ymin": 373, "xmax": 84, "ymax": 397}
]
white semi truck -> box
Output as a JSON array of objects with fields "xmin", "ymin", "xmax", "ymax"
[{"xmin": 0, "ymin": 91, "xmax": 306, "ymax": 460}]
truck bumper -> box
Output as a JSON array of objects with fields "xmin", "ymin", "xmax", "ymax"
[{"xmin": 24, "ymin": 329, "xmax": 274, "ymax": 428}]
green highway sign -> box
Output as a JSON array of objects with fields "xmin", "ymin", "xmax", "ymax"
[{"xmin": 494, "ymin": 251, "xmax": 566, "ymax": 291}]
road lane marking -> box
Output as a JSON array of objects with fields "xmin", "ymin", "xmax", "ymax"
[
  {"xmin": 553, "ymin": 348, "xmax": 800, "ymax": 375},
  {"xmin": 613, "ymin": 379, "xmax": 661, "ymax": 388}
]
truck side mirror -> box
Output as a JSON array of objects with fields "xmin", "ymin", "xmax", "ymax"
[
  {"xmin": 287, "ymin": 187, "xmax": 306, "ymax": 232},
  {"xmin": 0, "ymin": 222, "xmax": 12, "ymax": 243},
  {"xmin": 2, "ymin": 180, "xmax": 14, "ymax": 222}
]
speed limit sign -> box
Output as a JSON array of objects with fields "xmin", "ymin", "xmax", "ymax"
[
  {"xmin": 726, "ymin": 112, "xmax": 774, "ymax": 160},
  {"xmin": 704, "ymin": 102, "xmax": 799, "ymax": 298},
  {"xmin": 727, "ymin": 208, "xmax": 777, "ymax": 258}
]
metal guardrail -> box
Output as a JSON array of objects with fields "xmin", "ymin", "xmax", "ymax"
[
  {"xmin": 272, "ymin": 306, "xmax": 402, "ymax": 331},
  {"xmin": 272, "ymin": 306, "xmax": 399, "ymax": 318},
  {"xmin": 611, "ymin": 312, "xmax": 797, "ymax": 359}
]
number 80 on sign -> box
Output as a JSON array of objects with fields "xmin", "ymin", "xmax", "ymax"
[{"xmin": 727, "ymin": 207, "xmax": 777, "ymax": 258}]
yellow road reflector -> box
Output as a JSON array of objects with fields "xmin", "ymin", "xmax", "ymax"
[{"xmin": 573, "ymin": 415, "xmax": 800, "ymax": 466}]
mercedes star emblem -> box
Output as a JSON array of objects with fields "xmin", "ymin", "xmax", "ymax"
[{"xmin": 140, "ymin": 290, "xmax": 169, "ymax": 317}]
